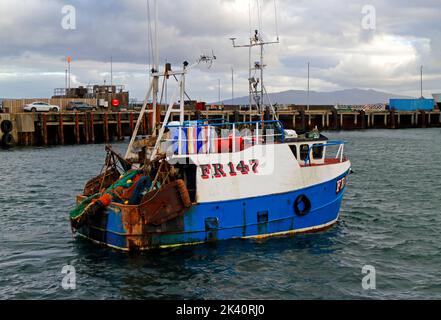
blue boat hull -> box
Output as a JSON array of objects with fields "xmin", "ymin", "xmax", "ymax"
[{"xmin": 76, "ymin": 170, "xmax": 350, "ymax": 251}]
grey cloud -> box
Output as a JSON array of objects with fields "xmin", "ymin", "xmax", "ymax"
[{"xmin": 0, "ymin": 0, "xmax": 440, "ymax": 101}]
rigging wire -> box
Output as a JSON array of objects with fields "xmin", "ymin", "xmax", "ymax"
[
  {"xmin": 248, "ymin": 0, "xmax": 252, "ymax": 39},
  {"xmin": 256, "ymin": 0, "xmax": 263, "ymax": 38},
  {"xmin": 274, "ymin": 0, "xmax": 279, "ymax": 41},
  {"xmin": 147, "ymin": 0, "xmax": 154, "ymax": 69},
  {"xmin": 146, "ymin": 0, "xmax": 154, "ymax": 92},
  {"xmin": 154, "ymin": 0, "xmax": 159, "ymax": 70}
]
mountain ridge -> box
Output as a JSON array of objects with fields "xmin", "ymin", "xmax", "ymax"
[{"xmin": 216, "ymin": 88, "xmax": 414, "ymax": 105}]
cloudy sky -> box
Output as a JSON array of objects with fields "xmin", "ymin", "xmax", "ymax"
[{"xmin": 0, "ymin": 0, "xmax": 440, "ymax": 101}]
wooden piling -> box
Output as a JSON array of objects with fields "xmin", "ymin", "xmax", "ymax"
[
  {"xmin": 58, "ymin": 113, "xmax": 64, "ymax": 145},
  {"xmin": 360, "ymin": 111, "xmax": 366, "ymax": 129},
  {"xmin": 332, "ymin": 110, "xmax": 338, "ymax": 130},
  {"xmin": 389, "ymin": 110, "xmax": 396, "ymax": 129},
  {"xmin": 75, "ymin": 112, "xmax": 80, "ymax": 144},
  {"xmin": 129, "ymin": 112, "xmax": 134, "ymax": 134},
  {"xmin": 421, "ymin": 110, "xmax": 426, "ymax": 128},
  {"xmin": 104, "ymin": 112, "xmax": 109, "ymax": 142},
  {"xmin": 84, "ymin": 113, "xmax": 89, "ymax": 144},
  {"xmin": 142, "ymin": 112, "xmax": 148, "ymax": 135},
  {"xmin": 43, "ymin": 113, "xmax": 48, "ymax": 146},
  {"xmin": 234, "ymin": 110, "xmax": 240, "ymax": 123},
  {"xmin": 195, "ymin": 110, "xmax": 202, "ymax": 121},
  {"xmin": 90, "ymin": 113, "xmax": 95, "ymax": 143},
  {"xmin": 117, "ymin": 112, "xmax": 122, "ymax": 140},
  {"xmin": 300, "ymin": 110, "xmax": 306, "ymax": 131}
]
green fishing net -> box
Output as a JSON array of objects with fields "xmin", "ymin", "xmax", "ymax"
[
  {"xmin": 69, "ymin": 170, "xmax": 142, "ymax": 221},
  {"xmin": 69, "ymin": 194, "xmax": 99, "ymax": 220}
]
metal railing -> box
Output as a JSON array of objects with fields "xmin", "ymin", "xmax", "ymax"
[
  {"xmin": 164, "ymin": 120, "xmax": 285, "ymax": 155},
  {"xmin": 303, "ymin": 140, "xmax": 347, "ymax": 166}
]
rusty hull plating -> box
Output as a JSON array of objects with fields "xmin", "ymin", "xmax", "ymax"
[{"xmin": 75, "ymin": 178, "xmax": 192, "ymax": 251}]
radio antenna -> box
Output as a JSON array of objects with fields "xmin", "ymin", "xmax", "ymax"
[{"xmin": 230, "ymin": 0, "xmax": 280, "ymax": 120}]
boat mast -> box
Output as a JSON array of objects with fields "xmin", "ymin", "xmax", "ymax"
[
  {"xmin": 260, "ymin": 39, "xmax": 264, "ymax": 115},
  {"xmin": 125, "ymin": 0, "xmax": 159, "ymax": 159},
  {"xmin": 152, "ymin": 0, "xmax": 159, "ymax": 136},
  {"xmin": 230, "ymin": 0, "xmax": 279, "ymax": 120},
  {"xmin": 125, "ymin": 0, "xmax": 216, "ymax": 161},
  {"xmin": 248, "ymin": 0, "xmax": 252, "ymax": 121}
]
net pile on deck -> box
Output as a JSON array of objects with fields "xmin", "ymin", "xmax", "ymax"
[{"xmin": 69, "ymin": 169, "xmax": 152, "ymax": 230}]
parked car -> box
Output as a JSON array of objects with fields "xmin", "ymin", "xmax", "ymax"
[
  {"xmin": 24, "ymin": 102, "xmax": 60, "ymax": 112},
  {"xmin": 66, "ymin": 101, "xmax": 97, "ymax": 112}
]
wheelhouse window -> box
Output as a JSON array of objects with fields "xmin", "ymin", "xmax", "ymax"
[
  {"xmin": 299, "ymin": 144, "xmax": 310, "ymax": 161},
  {"xmin": 289, "ymin": 145, "xmax": 297, "ymax": 159},
  {"xmin": 312, "ymin": 144, "xmax": 324, "ymax": 159}
]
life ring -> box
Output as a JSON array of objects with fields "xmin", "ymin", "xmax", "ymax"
[
  {"xmin": 294, "ymin": 194, "xmax": 311, "ymax": 216},
  {"xmin": 1, "ymin": 132, "xmax": 14, "ymax": 149},
  {"xmin": 1, "ymin": 120, "xmax": 13, "ymax": 133}
]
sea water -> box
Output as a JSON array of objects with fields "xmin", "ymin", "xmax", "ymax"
[{"xmin": 0, "ymin": 129, "xmax": 440, "ymax": 299}]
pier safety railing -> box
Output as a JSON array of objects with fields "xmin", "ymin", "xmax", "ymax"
[
  {"xmin": 163, "ymin": 120, "xmax": 285, "ymax": 155},
  {"xmin": 303, "ymin": 140, "xmax": 347, "ymax": 166}
]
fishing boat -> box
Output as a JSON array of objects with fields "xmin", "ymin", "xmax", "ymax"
[{"xmin": 69, "ymin": 3, "xmax": 351, "ymax": 252}]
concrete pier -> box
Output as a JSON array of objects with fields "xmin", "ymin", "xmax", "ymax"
[
  {"xmin": 8, "ymin": 111, "xmax": 149, "ymax": 146},
  {"xmin": 2, "ymin": 107, "xmax": 440, "ymax": 147}
]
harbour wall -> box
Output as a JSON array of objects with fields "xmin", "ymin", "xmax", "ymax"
[{"xmin": 0, "ymin": 106, "xmax": 440, "ymax": 147}]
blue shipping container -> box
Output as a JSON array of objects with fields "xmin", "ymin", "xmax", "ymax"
[{"xmin": 389, "ymin": 98, "xmax": 434, "ymax": 111}]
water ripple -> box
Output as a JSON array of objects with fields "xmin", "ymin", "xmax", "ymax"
[{"xmin": 0, "ymin": 129, "xmax": 440, "ymax": 299}]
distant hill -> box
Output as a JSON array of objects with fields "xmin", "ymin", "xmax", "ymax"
[{"xmin": 217, "ymin": 88, "xmax": 413, "ymax": 105}]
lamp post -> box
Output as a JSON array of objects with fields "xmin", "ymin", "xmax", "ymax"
[{"xmin": 67, "ymin": 56, "xmax": 72, "ymax": 89}]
